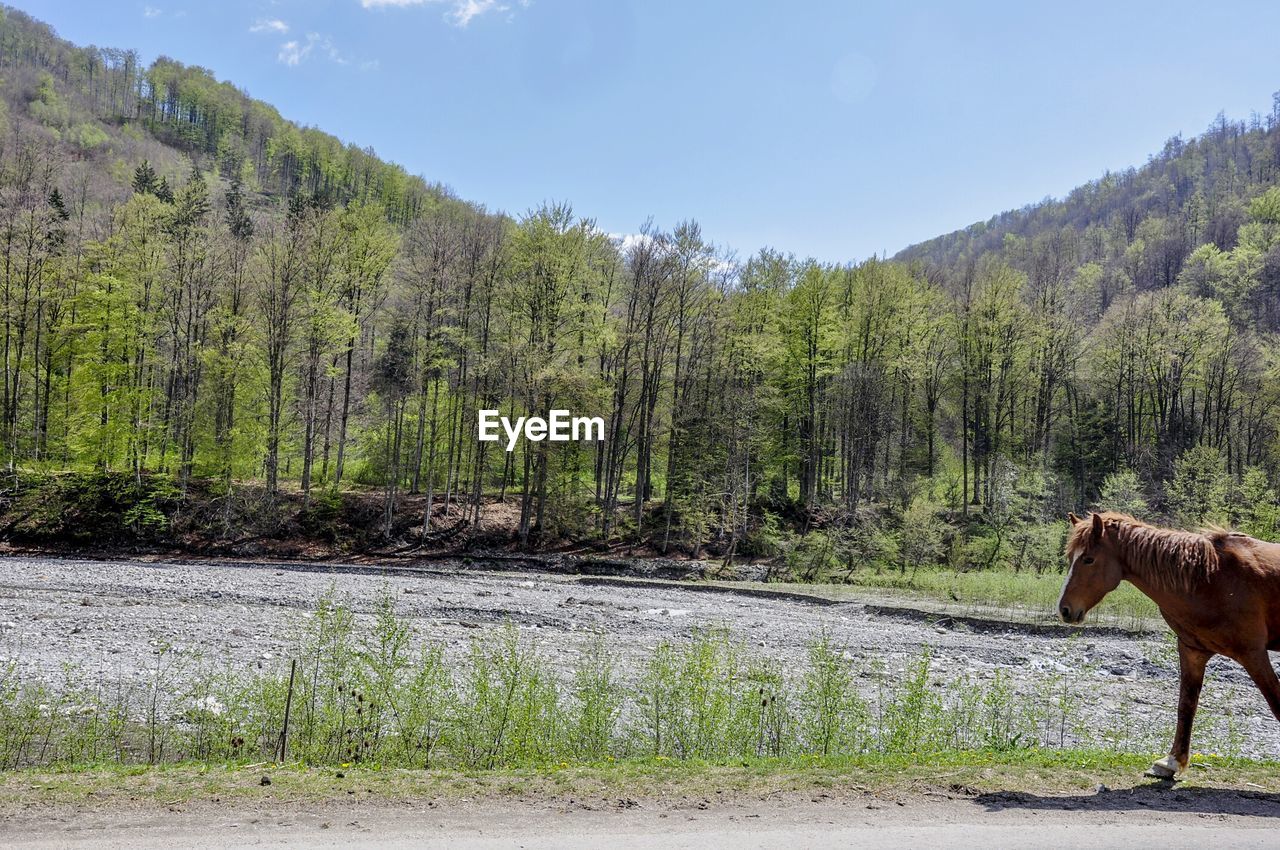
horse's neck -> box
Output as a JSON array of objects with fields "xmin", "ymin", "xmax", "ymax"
[
  {"xmin": 1119, "ymin": 560, "xmax": 1173, "ymax": 608},
  {"xmin": 1115, "ymin": 524, "xmax": 1210, "ymax": 605}
]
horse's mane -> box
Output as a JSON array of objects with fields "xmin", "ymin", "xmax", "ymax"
[{"xmin": 1066, "ymin": 512, "xmax": 1224, "ymax": 594}]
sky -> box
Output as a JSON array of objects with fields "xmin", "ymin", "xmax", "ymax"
[{"xmin": 17, "ymin": 0, "xmax": 1280, "ymax": 262}]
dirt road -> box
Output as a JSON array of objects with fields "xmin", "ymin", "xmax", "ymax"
[{"xmin": 4, "ymin": 785, "xmax": 1280, "ymax": 849}]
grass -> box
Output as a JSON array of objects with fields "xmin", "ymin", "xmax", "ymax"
[
  {"xmin": 2, "ymin": 583, "xmax": 1258, "ymax": 790},
  {"xmin": 3, "ymin": 619, "xmax": 1065, "ymax": 770},
  {"xmin": 0, "ymin": 591, "xmax": 1190, "ymax": 773},
  {"xmin": 4, "ymin": 750, "xmax": 1280, "ymax": 811},
  {"xmin": 847, "ymin": 568, "xmax": 1158, "ymax": 624},
  {"xmin": 708, "ymin": 567, "xmax": 1162, "ymax": 631}
]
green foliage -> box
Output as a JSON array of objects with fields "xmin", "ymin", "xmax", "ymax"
[
  {"xmin": 132, "ymin": 160, "xmax": 158, "ymax": 195},
  {"xmin": 28, "ymin": 72, "xmax": 69, "ymax": 128},
  {"xmin": 1095, "ymin": 469, "xmax": 1150, "ymax": 517},
  {"xmin": 881, "ymin": 648, "xmax": 945, "ymax": 752},
  {"xmin": 6, "ymin": 472, "xmax": 180, "ymax": 543},
  {"xmin": 784, "ymin": 530, "xmax": 842, "ymax": 581},
  {"xmin": 565, "ymin": 638, "xmax": 622, "ymax": 761},
  {"xmin": 1167, "ymin": 444, "xmax": 1231, "ymax": 527},
  {"xmin": 781, "ymin": 516, "xmax": 899, "ymax": 581},
  {"xmin": 739, "ymin": 510, "xmax": 784, "ymax": 559},
  {"xmin": 962, "ymin": 530, "xmax": 1011, "ymax": 572},
  {"xmin": 122, "ymin": 474, "xmax": 180, "ymax": 536},
  {"xmin": 1235, "ymin": 466, "xmax": 1280, "ymax": 540},
  {"xmin": 69, "ymin": 122, "xmax": 108, "ymax": 150},
  {"xmin": 4, "ymin": 4, "xmax": 1280, "ymax": 579},
  {"xmin": 299, "ymin": 487, "xmax": 345, "ymax": 541},
  {"xmin": 795, "ymin": 631, "xmax": 865, "ymax": 755},
  {"xmin": 1009, "ymin": 521, "xmax": 1067, "ymax": 575},
  {"xmin": 843, "ymin": 514, "xmax": 900, "ymax": 574},
  {"xmin": 1248, "ymin": 186, "xmax": 1280, "ymax": 225},
  {"xmin": 897, "ymin": 499, "xmax": 949, "ymax": 574},
  {"xmin": 634, "ymin": 629, "xmax": 774, "ymax": 759},
  {"xmin": 452, "ymin": 624, "xmax": 561, "ymax": 769},
  {"xmin": 0, "ymin": 594, "xmax": 1261, "ymax": 771}
]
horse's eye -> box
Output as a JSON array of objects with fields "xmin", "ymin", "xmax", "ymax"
[{"xmin": 1082, "ymin": 557, "xmax": 1095, "ymax": 565}]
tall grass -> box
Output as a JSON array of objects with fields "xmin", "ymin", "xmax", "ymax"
[
  {"xmin": 794, "ymin": 568, "xmax": 1160, "ymax": 629},
  {"xmin": 0, "ymin": 593, "xmax": 1250, "ymax": 770}
]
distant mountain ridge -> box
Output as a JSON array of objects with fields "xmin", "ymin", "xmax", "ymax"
[
  {"xmin": 0, "ymin": 3, "xmax": 465, "ymax": 222},
  {"xmin": 895, "ymin": 105, "xmax": 1280, "ymax": 276}
]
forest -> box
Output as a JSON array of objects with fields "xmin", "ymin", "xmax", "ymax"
[{"xmin": 1, "ymin": 6, "xmax": 1279, "ymax": 576}]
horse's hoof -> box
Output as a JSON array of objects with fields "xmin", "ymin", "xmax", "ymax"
[{"xmin": 1144, "ymin": 756, "xmax": 1179, "ymax": 779}]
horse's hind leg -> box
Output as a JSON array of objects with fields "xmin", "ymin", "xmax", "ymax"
[
  {"xmin": 1239, "ymin": 650, "xmax": 1280, "ymax": 727},
  {"xmin": 1147, "ymin": 643, "xmax": 1210, "ymax": 779}
]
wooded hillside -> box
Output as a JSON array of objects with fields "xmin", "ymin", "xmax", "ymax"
[{"xmin": 2, "ymin": 5, "xmax": 1279, "ymax": 572}]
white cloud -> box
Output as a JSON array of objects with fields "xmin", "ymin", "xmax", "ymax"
[
  {"xmin": 449, "ymin": 0, "xmax": 501, "ymax": 26},
  {"xmin": 251, "ymin": 18, "xmax": 290, "ymax": 34},
  {"xmin": 143, "ymin": 6, "xmax": 161, "ymax": 18},
  {"xmin": 277, "ymin": 40, "xmax": 307, "ymax": 66},
  {"xmin": 609, "ymin": 232, "xmax": 655, "ymax": 255},
  {"xmin": 608, "ymin": 231, "xmax": 737, "ymax": 277},
  {"xmin": 358, "ymin": 0, "xmax": 521, "ymax": 28},
  {"xmin": 278, "ymin": 33, "xmax": 357, "ymax": 67}
]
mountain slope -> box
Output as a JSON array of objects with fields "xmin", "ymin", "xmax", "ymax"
[
  {"xmin": 896, "ymin": 107, "xmax": 1280, "ymax": 294},
  {"xmin": 0, "ymin": 4, "xmax": 462, "ymax": 222}
]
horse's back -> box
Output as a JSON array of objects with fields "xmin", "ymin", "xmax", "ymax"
[{"xmin": 1214, "ymin": 532, "xmax": 1280, "ymax": 579}]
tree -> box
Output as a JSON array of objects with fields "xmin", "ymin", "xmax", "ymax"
[
  {"xmin": 781, "ymin": 262, "xmax": 833, "ymax": 507},
  {"xmin": 1095, "ymin": 469, "xmax": 1150, "ymax": 517},
  {"xmin": 504, "ymin": 203, "xmax": 609, "ymax": 546},
  {"xmin": 158, "ymin": 164, "xmax": 214, "ymax": 489},
  {"xmin": 332, "ymin": 201, "xmax": 396, "ymax": 486},
  {"xmin": 254, "ymin": 205, "xmax": 306, "ymax": 497},
  {"xmin": 210, "ymin": 173, "xmax": 254, "ymax": 492},
  {"xmin": 1235, "ymin": 466, "xmax": 1279, "ymax": 540},
  {"xmin": 373, "ymin": 318, "xmax": 414, "ymax": 536},
  {"xmin": 898, "ymin": 499, "xmax": 948, "ymax": 575},
  {"xmin": 8, "ymin": 5, "xmax": 1280, "ymax": 571},
  {"xmin": 1166, "ymin": 444, "xmax": 1231, "ymax": 527},
  {"xmin": 132, "ymin": 160, "xmax": 158, "ymax": 196}
]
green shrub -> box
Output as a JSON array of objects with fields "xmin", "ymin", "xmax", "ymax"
[
  {"xmin": 1235, "ymin": 465, "xmax": 1279, "ymax": 540},
  {"xmin": 0, "ymin": 593, "xmax": 1250, "ymax": 770},
  {"xmin": 739, "ymin": 510, "xmax": 784, "ymax": 559},
  {"xmin": 1096, "ymin": 469, "xmax": 1150, "ymax": 516},
  {"xmin": 451, "ymin": 624, "xmax": 562, "ymax": 769},
  {"xmin": 8, "ymin": 472, "xmax": 181, "ymax": 543},
  {"xmin": 70, "ymin": 122, "xmax": 109, "ymax": 150},
  {"xmin": 795, "ymin": 631, "xmax": 865, "ymax": 756},
  {"xmin": 299, "ymin": 487, "xmax": 345, "ymax": 541},
  {"xmin": 896, "ymin": 499, "xmax": 949, "ymax": 574},
  {"xmin": 784, "ymin": 530, "xmax": 841, "ymax": 581},
  {"xmin": 1167, "ymin": 444, "xmax": 1230, "ymax": 527}
]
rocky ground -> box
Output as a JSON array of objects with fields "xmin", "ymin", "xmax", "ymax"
[{"xmin": 1, "ymin": 555, "xmax": 1279, "ymax": 758}]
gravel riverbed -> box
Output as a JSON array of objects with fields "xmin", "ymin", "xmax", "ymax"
[{"xmin": 2, "ymin": 556, "xmax": 1279, "ymax": 758}]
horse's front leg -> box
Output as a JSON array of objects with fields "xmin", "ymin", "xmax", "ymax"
[{"xmin": 1147, "ymin": 642, "xmax": 1210, "ymax": 779}]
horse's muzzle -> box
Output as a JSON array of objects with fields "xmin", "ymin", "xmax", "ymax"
[{"xmin": 1059, "ymin": 605, "xmax": 1084, "ymax": 624}]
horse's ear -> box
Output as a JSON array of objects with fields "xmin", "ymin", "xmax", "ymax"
[
  {"xmin": 1090, "ymin": 512, "xmax": 1104, "ymax": 542},
  {"xmin": 1067, "ymin": 512, "xmax": 1080, "ymax": 525}
]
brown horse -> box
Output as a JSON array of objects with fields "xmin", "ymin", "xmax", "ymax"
[{"xmin": 1058, "ymin": 511, "xmax": 1280, "ymax": 778}]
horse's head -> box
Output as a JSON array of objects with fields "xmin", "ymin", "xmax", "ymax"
[{"xmin": 1058, "ymin": 512, "xmax": 1123, "ymax": 624}]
